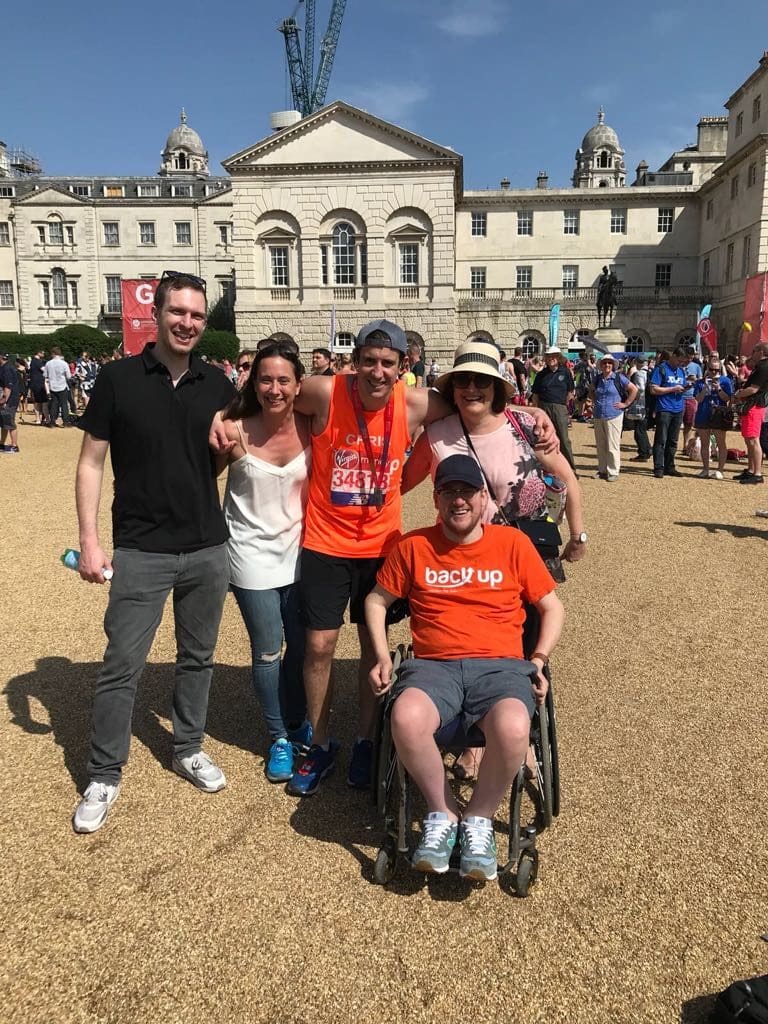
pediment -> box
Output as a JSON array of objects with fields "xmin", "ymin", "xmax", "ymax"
[
  {"xmin": 388, "ymin": 223, "xmax": 428, "ymax": 238},
  {"xmin": 15, "ymin": 186, "xmax": 87, "ymax": 205},
  {"xmin": 224, "ymin": 101, "xmax": 461, "ymax": 171},
  {"xmin": 257, "ymin": 226, "xmax": 297, "ymax": 240}
]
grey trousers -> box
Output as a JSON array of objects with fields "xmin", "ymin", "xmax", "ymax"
[
  {"xmin": 87, "ymin": 544, "xmax": 229, "ymax": 784},
  {"xmin": 538, "ymin": 402, "xmax": 576, "ymax": 470}
]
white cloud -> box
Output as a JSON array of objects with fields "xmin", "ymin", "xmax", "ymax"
[
  {"xmin": 437, "ymin": 0, "xmax": 506, "ymax": 38},
  {"xmin": 342, "ymin": 82, "xmax": 429, "ymax": 124}
]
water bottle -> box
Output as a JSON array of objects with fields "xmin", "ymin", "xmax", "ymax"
[{"xmin": 61, "ymin": 548, "xmax": 113, "ymax": 580}]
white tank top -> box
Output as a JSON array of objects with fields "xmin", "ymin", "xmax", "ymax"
[{"xmin": 224, "ymin": 424, "xmax": 311, "ymax": 590}]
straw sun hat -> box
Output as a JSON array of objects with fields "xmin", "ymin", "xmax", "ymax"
[{"xmin": 436, "ymin": 340, "xmax": 515, "ymax": 398}]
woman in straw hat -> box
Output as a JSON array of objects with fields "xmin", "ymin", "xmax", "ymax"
[{"xmin": 402, "ymin": 339, "xmax": 586, "ymax": 778}]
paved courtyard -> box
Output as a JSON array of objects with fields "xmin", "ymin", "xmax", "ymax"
[{"xmin": 2, "ymin": 421, "xmax": 767, "ymax": 1023}]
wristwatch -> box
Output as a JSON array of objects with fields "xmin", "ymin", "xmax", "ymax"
[
  {"xmin": 573, "ymin": 532, "xmax": 588, "ymax": 544},
  {"xmin": 530, "ymin": 651, "xmax": 550, "ymax": 666}
]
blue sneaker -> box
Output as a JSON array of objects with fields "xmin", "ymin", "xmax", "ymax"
[
  {"xmin": 459, "ymin": 816, "xmax": 498, "ymax": 881},
  {"xmin": 287, "ymin": 742, "xmax": 337, "ymax": 796},
  {"xmin": 412, "ymin": 812, "xmax": 458, "ymax": 874},
  {"xmin": 287, "ymin": 721, "xmax": 313, "ymax": 756},
  {"xmin": 265, "ymin": 738, "xmax": 294, "ymax": 783},
  {"xmin": 347, "ymin": 739, "xmax": 373, "ymax": 789}
]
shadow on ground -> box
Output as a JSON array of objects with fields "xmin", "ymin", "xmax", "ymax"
[
  {"xmin": 675, "ymin": 520, "xmax": 768, "ymax": 540},
  {"xmin": 680, "ymin": 992, "xmax": 718, "ymax": 1023}
]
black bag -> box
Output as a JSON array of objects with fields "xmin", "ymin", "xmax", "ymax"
[
  {"xmin": 710, "ymin": 405, "xmax": 734, "ymax": 431},
  {"xmin": 713, "ymin": 975, "xmax": 768, "ymax": 1023}
]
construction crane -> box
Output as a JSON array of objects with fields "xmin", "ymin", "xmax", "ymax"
[{"xmin": 278, "ymin": 0, "xmax": 348, "ymax": 118}]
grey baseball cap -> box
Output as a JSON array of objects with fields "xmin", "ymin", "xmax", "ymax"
[{"xmin": 355, "ymin": 319, "xmax": 408, "ymax": 355}]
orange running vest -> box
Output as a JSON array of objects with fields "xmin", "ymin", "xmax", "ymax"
[{"xmin": 303, "ymin": 375, "xmax": 410, "ymax": 558}]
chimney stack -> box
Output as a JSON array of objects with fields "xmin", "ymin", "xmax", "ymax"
[
  {"xmin": 500, "ymin": 177, "xmax": 510, "ymax": 190},
  {"xmin": 536, "ymin": 171, "xmax": 548, "ymax": 189}
]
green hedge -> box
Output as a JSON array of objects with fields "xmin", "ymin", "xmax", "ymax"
[
  {"xmin": 198, "ymin": 329, "xmax": 240, "ymax": 362},
  {"xmin": 0, "ymin": 324, "xmax": 239, "ymax": 362}
]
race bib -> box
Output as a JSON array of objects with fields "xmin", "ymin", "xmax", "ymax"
[{"xmin": 330, "ymin": 448, "xmax": 400, "ymax": 507}]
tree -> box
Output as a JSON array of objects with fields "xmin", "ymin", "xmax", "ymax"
[
  {"xmin": 199, "ymin": 329, "xmax": 240, "ymax": 362},
  {"xmin": 206, "ymin": 295, "xmax": 235, "ymax": 334}
]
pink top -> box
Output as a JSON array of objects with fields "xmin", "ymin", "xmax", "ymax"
[{"xmin": 426, "ymin": 411, "xmax": 546, "ymax": 523}]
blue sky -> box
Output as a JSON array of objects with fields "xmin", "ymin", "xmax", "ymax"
[{"xmin": 5, "ymin": 1, "xmax": 767, "ymax": 187}]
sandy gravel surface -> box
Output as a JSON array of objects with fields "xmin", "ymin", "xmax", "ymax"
[{"xmin": 2, "ymin": 420, "xmax": 767, "ymax": 1024}]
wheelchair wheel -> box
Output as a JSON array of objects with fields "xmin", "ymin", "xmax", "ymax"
[
  {"xmin": 546, "ymin": 682, "xmax": 561, "ymax": 819},
  {"xmin": 536, "ymin": 702, "xmax": 554, "ymax": 829},
  {"xmin": 371, "ymin": 646, "xmax": 404, "ymax": 809},
  {"xmin": 514, "ymin": 849, "xmax": 539, "ymax": 898},
  {"xmin": 373, "ymin": 842, "xmax": 397, "ymax": 885}
]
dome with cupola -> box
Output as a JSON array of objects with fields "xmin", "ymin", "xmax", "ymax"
[
  {"xmin": 159, "ymin": 109, "xmax": 209, "ymax": 176},
  {"xmin": 573, "ymin": 108, "xmax": 626, "ymax": 188}
]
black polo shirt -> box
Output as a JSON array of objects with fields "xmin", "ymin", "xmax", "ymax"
[
  {"xmin": 79, "ymin": 344, "xmax": 236, "ymax": 554},
  {"xmin": 531, "ymin": 366, "xmax": 575, "ymax": 405}
]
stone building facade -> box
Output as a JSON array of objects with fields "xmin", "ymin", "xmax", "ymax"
[{"xmin": 1, "ymin": 52, "xmax": 767, "ymax": 361}]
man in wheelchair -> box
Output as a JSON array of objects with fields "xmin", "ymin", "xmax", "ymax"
[{"xmin": 365, "ymin": 454, "xmax": 564, "ymax": 881}]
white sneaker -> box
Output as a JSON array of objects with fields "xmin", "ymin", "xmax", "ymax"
[
  {"xmin": 711, "ymin": 470, "xmax": 724, "ymax": 480},
  {"xmin": 172, "ymin": 751, "xmax": 226, "ymax": 792},
  {"xmin": 697, "ymin": 469, "xmax": 710, "ymax": 478},
  {"xmin": 73, "ymin": 781, "xmax": 120, "ymax": 834}
]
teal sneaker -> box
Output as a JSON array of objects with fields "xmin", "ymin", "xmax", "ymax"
[
  {"xmin": 287, "ymin": 721, "xmax": 313, "ymax": 756},
  {"xmin": 411, "ymin": 812, "xmax": 458, "ymax": 874},
  {"xmin": 459, "ymin": 816, "xmax": 498, "ymax": 881},
  {"xmin": 266, "ymin": 738, "xmax": 295, "ymax": 783}
]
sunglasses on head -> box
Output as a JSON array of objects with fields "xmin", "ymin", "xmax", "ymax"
[
  {"xmin": 159, "ymin": 269, "xmax": 206, "ymax": 291},
  {"xmin": 256, "ymin": 338, "xmax": 300, "ymax": 355},
  {"xmin": 452, "ymin": 371, "xmax": 494, "ymax": 389}
]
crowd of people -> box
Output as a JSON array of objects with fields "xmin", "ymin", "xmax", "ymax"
[{"xmin": 9, "ymin": 269, "xmax": 767, "ymax": 880}]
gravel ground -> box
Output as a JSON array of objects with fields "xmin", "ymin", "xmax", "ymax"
[{"xmin": 2, "ymin": 419, "xmax": 768, "ymax": 1024}]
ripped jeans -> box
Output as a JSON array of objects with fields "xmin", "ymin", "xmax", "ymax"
[{"xmin": 231, "ymin": 583, "xmax": 306, "ymax": 741}]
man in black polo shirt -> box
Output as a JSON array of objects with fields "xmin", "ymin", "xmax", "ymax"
[
  {"xmin": 530, "ymin": 346, "xmax": 576, "ymax": 469},
  {"xmin": 72, "ymin": 271, "xmax": 235, "ymax": 834}
]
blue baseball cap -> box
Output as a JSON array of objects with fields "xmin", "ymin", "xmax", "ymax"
[{"xmin": 435, "ymin": 454, "xmax": 484, "ymax": 492}]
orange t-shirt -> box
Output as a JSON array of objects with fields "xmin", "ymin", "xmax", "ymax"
[
  {"xmin": 303, "ymin": 375, "xmax": 410, "ymax": 558},
  {"xmin": 377, "ymin": 524, "xmax": 556, "ymax": 659}
]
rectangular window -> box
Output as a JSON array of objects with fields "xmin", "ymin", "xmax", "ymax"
[
  {"xmin": 320, "ymin": 244, "xmax": 328, "ymax": 285},
  {"xmin": 360, "ymin": 243, "xmax": 368, "ymax": 286},
  {"xmin": 735, "ymin": 111, "xmax": 743, "ymax": 137},
  {"xmin": 103, "ymin": 222, "xmax": 119, "ymax": 246},
  {"xmin": 37, "ymin": 226, "xmax": 46, "ymax": 244},
  {"xmin": 706, "ymin": 199, "xmax": 714, "ymax": 220},
  {"xmin": 218, "ymin": 224, "xmax": 230, "ymax": 245},
  {"xmin": 748, "ymin": 163, "xmax": 757, "ymax": 187},
  {"xmin": 657, "ymin": 208, "xmax": 674, "ymax": 232},
  {"xmin": 270, "ymin": 246, "xmax": 289, "ymax": 288},
  {"xmin": 562, "ymin": 265, "xmax": 578, "ymax": 293},
  {"xmin": 610, "ymin": 208, "xmax": 626, "ymax": 234},
  {"xmin": 0, "ymin": 281, "xmax": 14, "ymax": 307},
  {"xmin": 175, "ymin": 221, "xmax": 192, "ymax": 245},
  {"xmin": 753, "ymin": 95, "xmax": 762, "ymax": 123},
  {"xmin": 69, "ymin": 280, "xmax": 78, "ymax": 307},
  {"xmin": 137, "ymin": 184, "xmax": 160, "ymax": 197},
  {"xmin": 103, "ymin": 185, "xmax": 124, "ymax": 198},
  {"xmin": 69, "ymin": 184, "xmax": 91, "ymax": 197},
  {"xmin": 742, "ymin": 235, "xmax": 751, "ymax": 278},
  {"xmin": 48, "ymin": 222, "xmax": 64, "ymax": 245},
  {"xmin": 725, "ymin": 243, "xmax": 734, "ymax": 284},
  {"xmin": 655, "ymin": 263, "xmax": 672, "ymax": 289},
  {"xmin": 563, "ymin": 210, "xmax": 580, "ymax": 235},
  {"xmin": 41, "ymin": 281, "xmax": 50, "ymax": 306},
  {"xmin": 105, "ymin": 276, "xmax": 122, "ymax": 314},
  {"xmin": 731, "ymin": 175, "xmax": 739, "ymax": 199},
  {"xmin": 139, "ymin": 222, "xmax": 156, "ymax": 245},
  {"xmin": 517, "ymin": 210, "xmax": 533, "ymax": 236},
  {"xmin": 0, "ymin": 186, "xmax": 15, "ymax": 197},
  {"xmin": 65, "ymin": 225, "xmax": 74, "ymax": 245},
  {"xmin": 470, "ymin": 266, "xmax": 486, "ymax": 295},
  {"xmin": 471, "ymin": 212, "xmax": 487, "ymax": 237},
  {"xmin": 702, "ymin": 256, "xmax": 710, "ymax": 288},
  {"xmin": 52, "ymin": 272, "xmax": 67, "ymax": 306},
  {"xmin": 516, "ymin": 265, "xmax": 532, "ymax": 291},
  {"xmin": 171, "ymin": 184, "xmax": 193, "ymax": 198},
  {"xmin": 399, "ymin": 243, "xmax": 419, "ymax": 285},
  {"xmin": 220, "ymin": 278, "xmax": 235, "ymax": 307},
  {"xmin": 0, "ymin": 222, "xmax": 9, "ymax": 246}
]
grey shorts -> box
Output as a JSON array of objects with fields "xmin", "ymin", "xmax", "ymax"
[
  {"xmin": 0, "ymin": 406, "xmax": 17, "ymax": 431},
  {"xmin": 393, "ymin": 657, "xmax": 537, "ymax": 733}
]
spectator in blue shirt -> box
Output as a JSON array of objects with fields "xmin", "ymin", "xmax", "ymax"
[
  {"xmin": 589, "ymin": 354, "xmax": 638, "ymax": 481},
  {"xmin": 649, "ymin": 346, "xmax": 688, "ymax": 478}
]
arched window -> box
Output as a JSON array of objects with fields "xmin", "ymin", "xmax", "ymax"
[
  {"xmin": 626, "ymin": 335, "xmax": 645, "ymax": 353},
  {"xmin": 599, "ymin": 179, "xmax": 609, "ymax": 187},
  {"xmin": 675, "ymin": 331, "xmax": 696, "ymax": 349},
  {"xmin": 521, "ymin": 334, "xmax": 542, "ymax": 359},
  {"xmin": 333, "ymin": 223, "xmax": 356, "ymax": 285},
  {"xmin": 598, "ymin": 152, "xmax": 612, "ymax": 168},
  {"xmin": 176, "ymin": 153, "xmax": 187, "ymax": 170},
  {"xmin": 52, "ymin": 268, "xmax": 68, "ymax": 306}
]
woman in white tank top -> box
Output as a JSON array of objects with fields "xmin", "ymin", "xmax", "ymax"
[{"xmin": 219, "ymin": 343, "xmax": 312, "ymax": 785}]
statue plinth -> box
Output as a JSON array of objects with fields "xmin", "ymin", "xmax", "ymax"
[{"xmin": 593, "ymin": 327, "xmax": 625, "ymax": 353}]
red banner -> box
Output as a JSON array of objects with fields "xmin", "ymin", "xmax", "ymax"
[
  {"xmin": 697, "ymin": 315, "xmax": 718, "ymax": 353},
  {"xmin": 742, "ymin": 272, "xmax": 768, "ymax": 355},
  {"xmin": 121, "ymin": 279, "xmax": 159, "ymax": 356}
]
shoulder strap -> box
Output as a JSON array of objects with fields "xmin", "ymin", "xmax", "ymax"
[
  {"xmin": 457, "ymin": 415, "xmax": 498, "ymax": 504},
  {"xmin": 233, "ymin": 419, "xmax": 248, "ymax": 452}
]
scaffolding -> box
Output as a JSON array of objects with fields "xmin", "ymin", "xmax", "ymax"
[{"xmin": 9, "ymin": 146, "xmax": 42, "ymax": 177}]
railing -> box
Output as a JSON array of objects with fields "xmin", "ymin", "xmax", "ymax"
[
  {"xmin": 455, "ymin": 286, "xmax": 711, "ymax": 308},
  {"xmin": 399, "ymin": 286, "xmax": 420, "ymax": 300},
  {"xmin": 270, "ymin": 288, "xmax": 290, "ymax": 301},
  {"xmin": 333, "ymin": 286, "xmax": 357, "ymax": 300}
]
